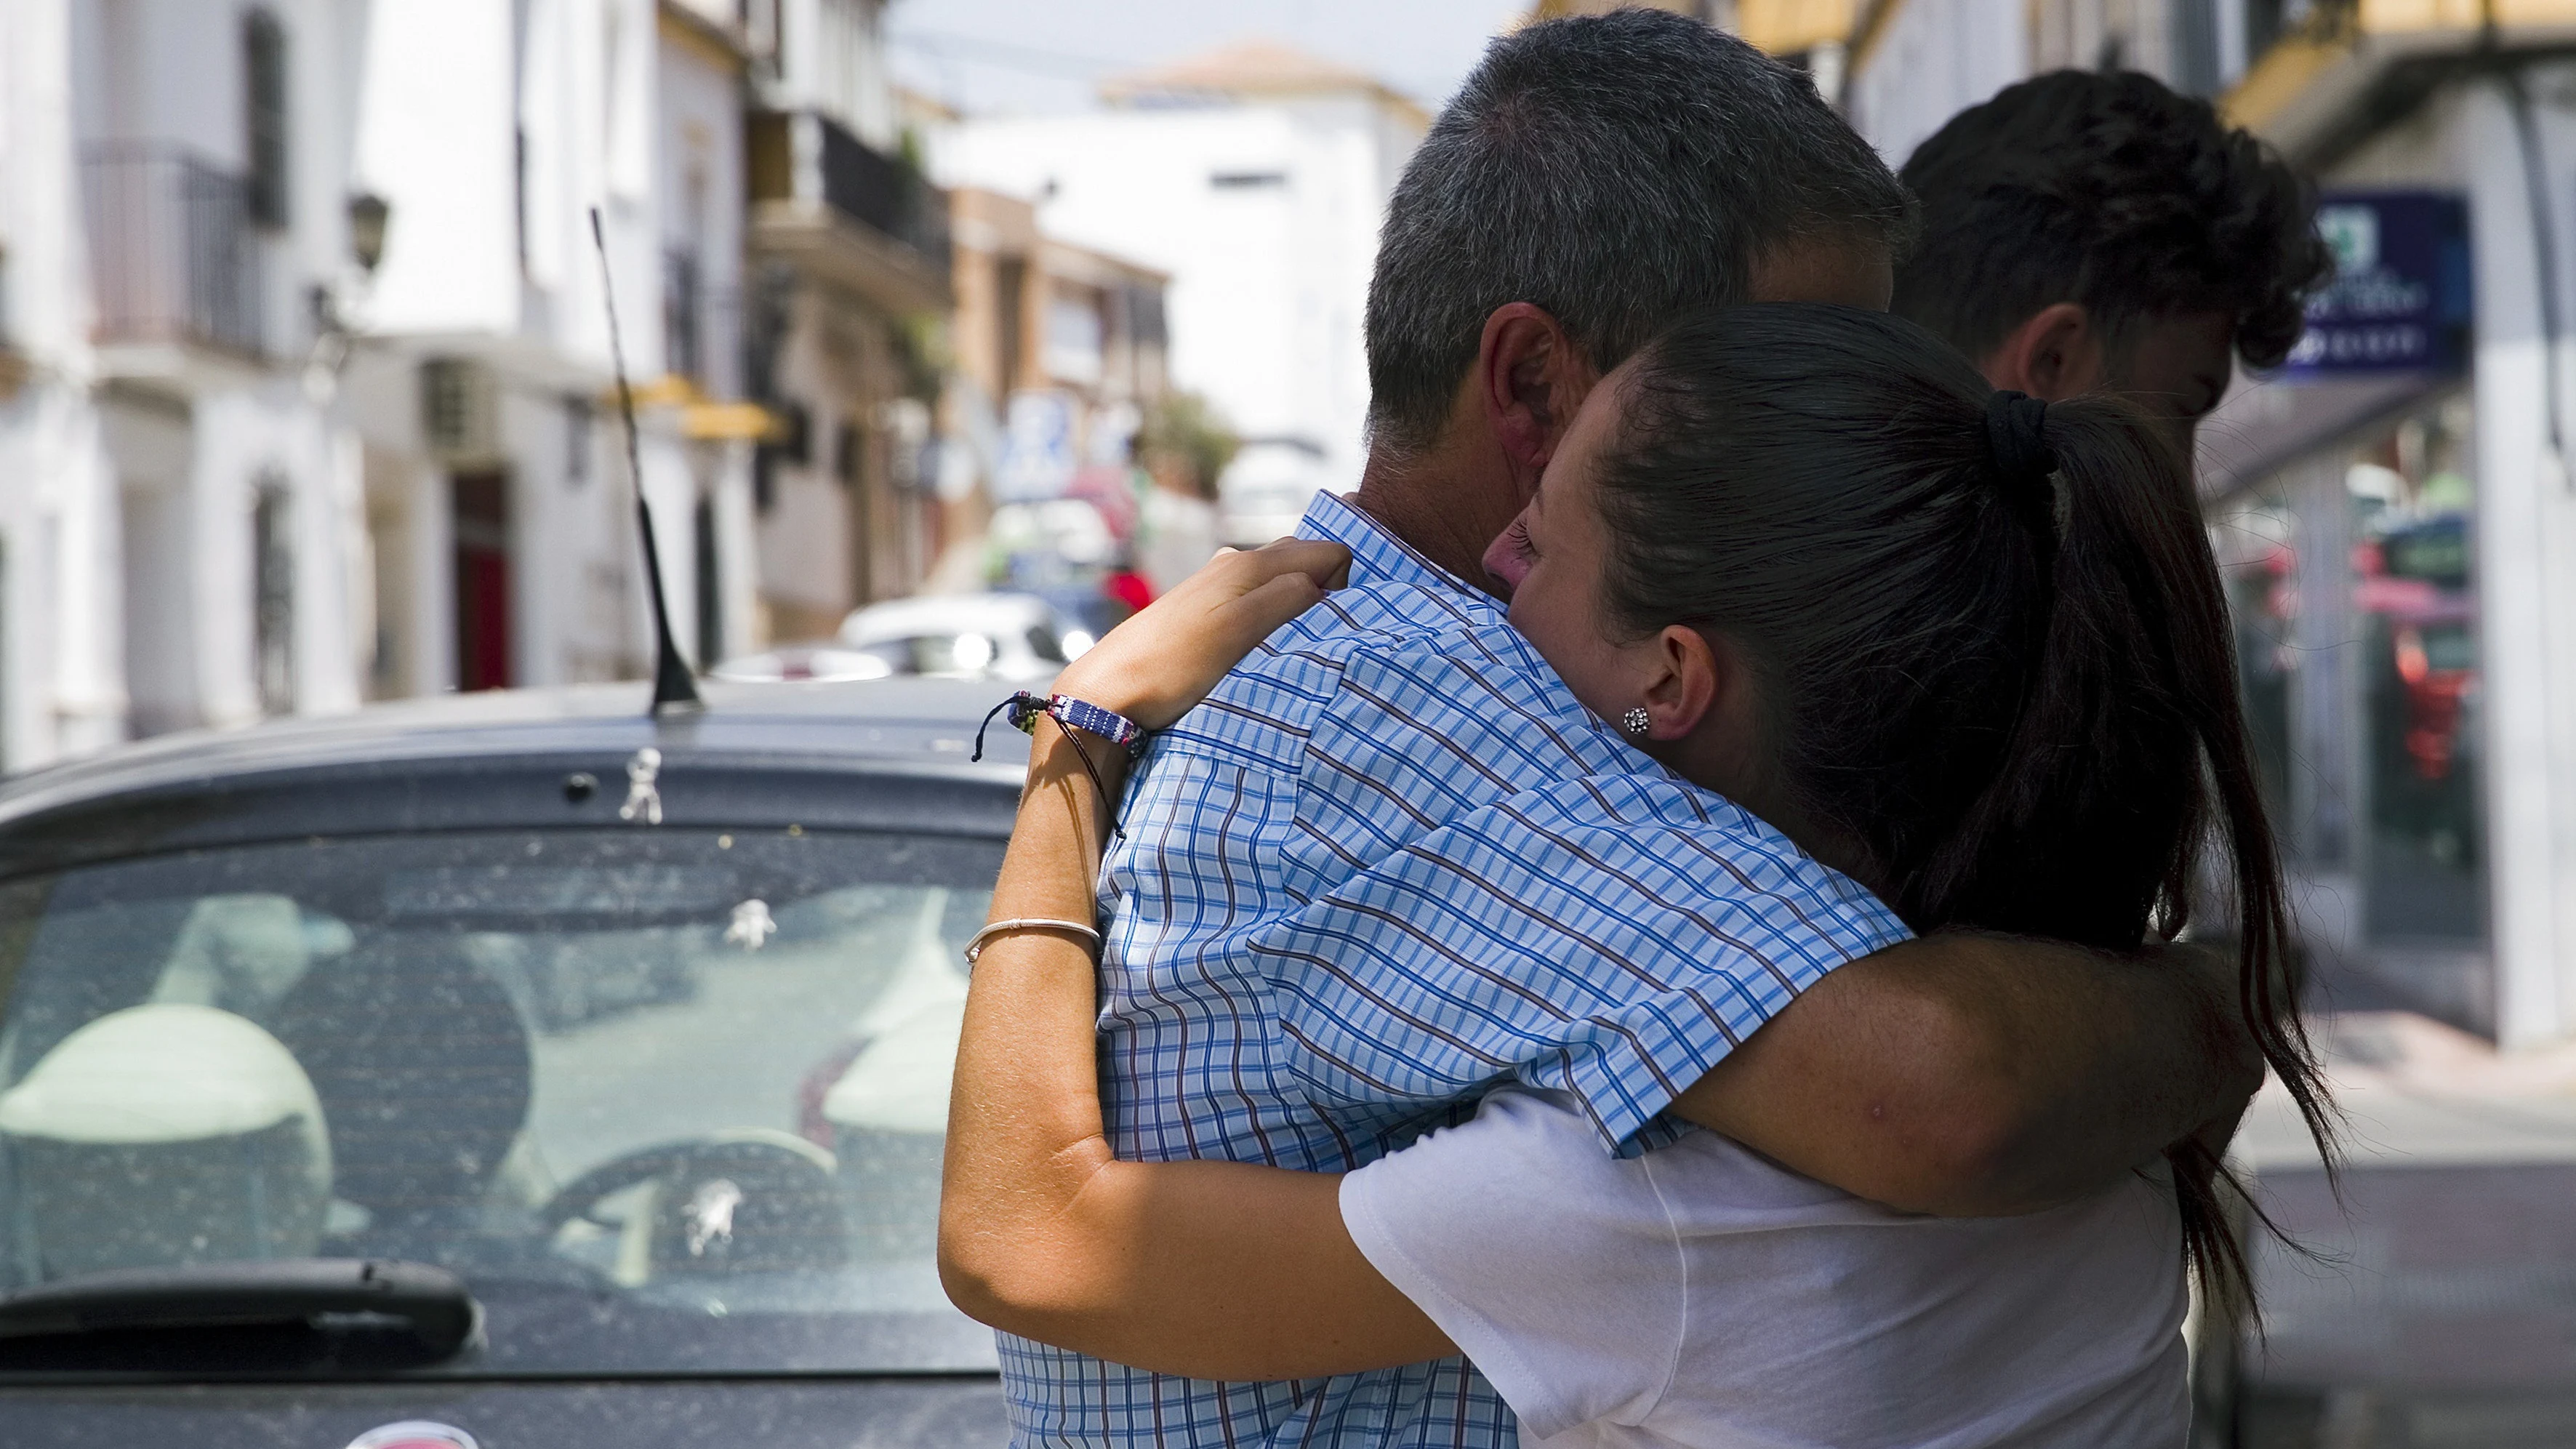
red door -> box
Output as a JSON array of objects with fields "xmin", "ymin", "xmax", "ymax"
[{"xmin": 452, "ymin": 472, "xmax": 513, "ymax": 691}]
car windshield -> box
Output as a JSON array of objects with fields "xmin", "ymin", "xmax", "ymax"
[{"xmin": 0, "ymin": 826, "xmax": 1003, "ymax": 1377}]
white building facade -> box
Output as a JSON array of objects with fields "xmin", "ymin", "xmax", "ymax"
[
  {"xmin": 931, "ymin": 42, "xmax": 1425, "ymax": 542},
  {"xmin": 0, "ymin": 0, "xmax": 877, "ymax": 771},
  {"xmin": 342, "ymin": 0, "xmax": 759, "ymax": 698},
  {"xmin": 0, "ymin": 0, "xmax": 125, "ymax": 768},
  {"xmin": 0, "ymin": 0, "xmax": 386, "ymax": 763}
]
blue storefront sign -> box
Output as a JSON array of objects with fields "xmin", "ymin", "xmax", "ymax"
[{"xmin": 2284, "ymin": 190, "xmax": 2472, "ymax": 377}]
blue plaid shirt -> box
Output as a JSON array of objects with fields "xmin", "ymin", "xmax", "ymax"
[{"xmin": 998, "ymin": 493, "xmax": 1911, "ymax": 1448}]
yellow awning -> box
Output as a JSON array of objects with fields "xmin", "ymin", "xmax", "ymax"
[{"xmin": 679, "ymin": 401, "xmax": 779, "ymax": 442}]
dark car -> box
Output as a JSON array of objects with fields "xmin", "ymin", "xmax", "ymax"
[{"xmin": 0, "ymin": 678, "xmax": 1027, "ymax": 1448}]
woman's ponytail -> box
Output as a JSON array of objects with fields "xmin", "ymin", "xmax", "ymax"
[{"xmin": 1975, "ymin": 396, "xmax": 2335, "ymax": 1312}]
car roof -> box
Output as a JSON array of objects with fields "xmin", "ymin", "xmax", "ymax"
[{"xmin": 0, "ymin": 678, "xmax": 1032, "ymax": 883}]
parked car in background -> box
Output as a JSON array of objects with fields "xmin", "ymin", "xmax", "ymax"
[
  {"xmin": 707, "ymin": 644, "xmax": 897, "ymax": 686},
  {"xmin": 835, "ymin": 593, "xmax": 1093, "ymax": 683},
  {"xmin": 0, "ymin": 679, "xmax": 1022, "ymax": 1447}
]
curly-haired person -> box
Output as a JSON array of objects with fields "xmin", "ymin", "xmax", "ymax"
[{"xmin": 1896, "ymin": 69, "xmax": 2335, "ymax": 449}]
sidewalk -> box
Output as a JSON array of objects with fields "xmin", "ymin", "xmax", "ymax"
[
  {"xmin": 2238, "ymin": 1011, "xmax": 2576, "ymax": 1171},
  {"xmin": 2229, "ymin": 1012, "xmax": 2576, "ymax": 1448}
]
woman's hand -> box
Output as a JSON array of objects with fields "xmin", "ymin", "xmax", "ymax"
[{"xmin": 1053, "ymin": 540, "xmax": 1351, "ymax": 730}]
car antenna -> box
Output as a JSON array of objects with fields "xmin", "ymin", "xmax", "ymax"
[{"xmin": 590, "ymin": 206, "xmax": 702, "ymax": 714}]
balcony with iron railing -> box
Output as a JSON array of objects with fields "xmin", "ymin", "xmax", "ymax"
[
  {"xmin": 816, "ymin": 120, "xmax": 951, "ymax": 267},
  {"xmin": 745, "ymin": 109, "xmax": 950, "ymax": 320},
  {"xmin": 81, "ymin": 143, "xmax": 266, "ymax": 362}
]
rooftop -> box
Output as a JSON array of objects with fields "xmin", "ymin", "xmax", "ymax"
[{"xmin": 1098, "ymin": 39, "xmax": 1428, "ymax": 124}]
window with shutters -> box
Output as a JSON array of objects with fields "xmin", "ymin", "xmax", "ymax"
[
  {"xmin": 243, "ymin": 10, "xmax": 289, "ymax": 229},
  {"xmin": 252, "ymin": 478, "xmax": 296, "ymax": 716}
]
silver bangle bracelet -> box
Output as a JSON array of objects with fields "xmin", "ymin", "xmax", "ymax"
[{"xmin": 963, "ymin": 915, "xmax": 1103, "ymax": 965}]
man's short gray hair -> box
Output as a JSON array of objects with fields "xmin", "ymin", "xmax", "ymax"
[{"xmin": 1365, "ymin": 10, "xmax": 1915, "ymax": 457}]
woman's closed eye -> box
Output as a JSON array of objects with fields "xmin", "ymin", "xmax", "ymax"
[{"xmin": 1484, "ymin": 513, "xmax": 1538, "ymax": 595}]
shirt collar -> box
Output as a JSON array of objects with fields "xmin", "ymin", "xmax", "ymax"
[{"xmin": 1295, "ymin": 490, "xmax": 1481, "ymax": 596}]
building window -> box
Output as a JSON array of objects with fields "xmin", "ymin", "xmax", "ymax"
[
  {"xmin": 1046, "ymin": 293, "xmax": 1107, "ymax": 385},
  {"xmin": 993, "ymin": 257, "xmax": 1027, "ymax": 393},
  {"xmin": 565, "ymin": 396, "xmax": 593, "ymax": 487},
  {"xmin": 1129, "ymin": 285, "xmax": 1167, "ymax": 351},
  {"xmin": 252, "ymin": 478, "xmax": 295, "ymax": 715},
  {"xmin": 243, "ymin": 9, "xmax": 289, "ymax": 229},
  {"xmin": 664, "ymin": 247, "xmax": 702, "ymax": 382},
  {"xmin": 835, "ymin": 421, "xmax": 863, "ymax": 489},
  {"xmin": 754, "ymin": 404, "xmax": 810, "ymax": 514},
  {"xmin": 773, "ymin": 401, "xmax": 812, "ymax": 465},
  {"xmin": 1045, "ymin": 291, "xmax": 1105, "ymax": 385}
]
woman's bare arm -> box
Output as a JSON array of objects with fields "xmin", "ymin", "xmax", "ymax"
[{"xmin": 937, "ymin": 545, "xmax": 1450, "ymax": 1381}]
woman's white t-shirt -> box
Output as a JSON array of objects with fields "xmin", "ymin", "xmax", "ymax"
[{"xmin": 1340, "ymin": 1089, "xmax": 2188, "ymax": 1449}]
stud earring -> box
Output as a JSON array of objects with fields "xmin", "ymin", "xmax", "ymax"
[{"xmin": 1621, "ymin": 707, "xmax": 1651, "ymax": 738}]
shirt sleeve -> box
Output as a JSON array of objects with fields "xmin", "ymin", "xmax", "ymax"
[
  {"xmin": 1264, "ymin": 630, "xmax": 1914, "ymax": 1157},
  {"xmin": 1339, "ymin": 1090, "xmax": 1687, "ymax": 1440}
]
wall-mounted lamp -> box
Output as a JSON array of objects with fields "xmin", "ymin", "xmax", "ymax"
[{"xmin": 347, "ymin": 192, "xmax": 391, "ymax": 274}]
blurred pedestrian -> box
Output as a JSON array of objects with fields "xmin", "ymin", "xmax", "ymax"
[
  {"xmin": 1135, "ymin": 394, "xmax": 1232, "ymax": 593},
  {"xmin": 1135, "ymin": 471, "xmax": 1219, "ymax": 598}
]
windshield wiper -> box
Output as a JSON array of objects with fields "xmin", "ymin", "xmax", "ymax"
[{"xmin": 0, "ymin": 1259, "xmax": 482, "ymax": 1364}]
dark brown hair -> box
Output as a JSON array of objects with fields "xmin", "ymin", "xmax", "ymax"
[
  {"xmin": 1893, "ymin": 69, "xmax": 2332, "ymax": 372},
  {"xmin": 1594, "ymin": 303, "xmax": 2332, "ymax": 1306}
]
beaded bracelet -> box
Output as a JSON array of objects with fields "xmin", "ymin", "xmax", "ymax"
[
  {"xmin": 1020, "ymin": 693, "xmax": 1150, "ymax": 757},
  {"xmin": 973, "ymin": 691, "xmax": 1151, "ymax": 839}
]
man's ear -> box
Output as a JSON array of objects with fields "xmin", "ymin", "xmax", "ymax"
[
  {"xmin": 1476, "ymin": 303, "xmax": 1597, "ymax": 496},
  {"xmin": 1981, "ymin": 302, "xmax": 2107, "ymax": 402}
]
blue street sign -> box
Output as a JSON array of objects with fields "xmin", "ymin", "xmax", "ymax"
[{"xmin": 2284, "ymin": 191, "xmax": 2471, "ymax": 377}]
